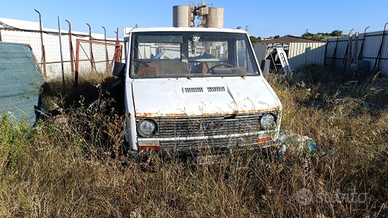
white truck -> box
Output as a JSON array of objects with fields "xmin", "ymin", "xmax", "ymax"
[{"xmin": 115, "ymin": 27, "xmax": 282, "ymax": 156}]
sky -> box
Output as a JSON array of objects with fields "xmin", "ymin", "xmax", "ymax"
[{"xmin": 1, "ymin": 0, "xmax": 388, "ymax": 39}]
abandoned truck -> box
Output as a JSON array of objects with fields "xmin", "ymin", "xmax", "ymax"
[{"xmin": 115, "ymin": 27, "xmax": 282, "ymax": 156}]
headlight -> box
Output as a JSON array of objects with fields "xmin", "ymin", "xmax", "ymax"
[
  {"xmin": 137, "ymin": 119, "xmax": 157, "ymax": 137},
  {"xmin": 260, "ymin": 113, "xmax": 276, "ymax": 129}
]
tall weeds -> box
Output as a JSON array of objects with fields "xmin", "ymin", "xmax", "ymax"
[{"xmin": 0, "ymin": 67, "xmax": 387, "ymax": 217}]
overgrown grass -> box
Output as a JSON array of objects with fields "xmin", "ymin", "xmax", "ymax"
[
  {"xmin": 0, "ymin": 67, "xmax": 387, "ymax": 217},
  {"xmin": 42, "ymin": 72, "xmax": 120, "ymax": 110}
]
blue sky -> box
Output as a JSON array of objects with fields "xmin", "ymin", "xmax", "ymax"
[{"xmin": 1, "ymin": 0, "xmax": 387, "ymax": 38}]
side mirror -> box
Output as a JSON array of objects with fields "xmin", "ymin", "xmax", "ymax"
[
  {"xmin": 112, "ymin": 62, "xmax": 125, "ymax": 79},
  {"xmin": 261, "ymin": 59, "xmax": 270, "ymax": 76}
]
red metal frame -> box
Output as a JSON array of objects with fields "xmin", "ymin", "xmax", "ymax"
[
  {"xmin": 108, "ymin": 28, "xmax": 123, "ymax": 72},
  {"xmin": 75, "ymin": 38, "xmax": 123, "ymax": 87}
]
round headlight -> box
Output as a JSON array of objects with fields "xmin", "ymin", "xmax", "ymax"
[
  {"xmin": 137, "ymin": 119, "xmax": 157, "ymax": 137},
  {"xmin": 260, "ymin": 113, "xmax": 276, "ymax": 129}
]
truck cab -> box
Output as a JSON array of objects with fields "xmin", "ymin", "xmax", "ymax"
[{"xmin": 122, "ymin": 27, "xmax": 282, "ymax": 156}]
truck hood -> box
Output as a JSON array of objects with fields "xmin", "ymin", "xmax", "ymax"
[{"xmin": 131, "ymin": 76, "xmax": 281, "ymax": 117}]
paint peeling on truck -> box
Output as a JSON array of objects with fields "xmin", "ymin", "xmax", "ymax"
[{"xmin": 116, "ymin": 27, "xmax": 282, "ymax": 155}]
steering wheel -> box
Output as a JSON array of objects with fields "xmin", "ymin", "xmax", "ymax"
[{"xmin": 206, "ymin": 63, "xmax": 234, "ymax": 74}]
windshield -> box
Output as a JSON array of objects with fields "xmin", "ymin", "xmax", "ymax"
[{"xmin": 130, "ymin": 32, "xmax": 259, "ymax": 78}]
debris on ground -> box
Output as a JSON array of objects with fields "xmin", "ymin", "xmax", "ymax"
[{"xmin": 276, "ymin": 130, "xmax": 317, "ymax": 156}]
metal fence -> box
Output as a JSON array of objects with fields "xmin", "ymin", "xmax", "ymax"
[
  {"xmin": 254, "ymin": 41, "xmax": 327, "ymax": 73},
  {"xmin": 0, "ymin": 24, "xmax": 124, "ymax": 79},
  {"xmin": 288, "ymin": 42, "xmax": 326, "ymax": 70},
  {"xmin": 325, "ymin": 27, "xmax": 388, "ymax": 75}
]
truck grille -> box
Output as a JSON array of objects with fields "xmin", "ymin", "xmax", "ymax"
[
  {"xmin": 158, "ymin": 134, "xmax": 263, "ymax": 153},
  {"xmin": 138, "ymin": 113, "xmax": 275, "ymax": 138}
]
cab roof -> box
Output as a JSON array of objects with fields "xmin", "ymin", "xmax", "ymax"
[{"xmin": 125, "ymin": 27, "xmax": 248, "ymax": 36}]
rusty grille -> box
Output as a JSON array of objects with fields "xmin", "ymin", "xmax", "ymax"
[
  {"xmin": 142, "ymin": 113, "xmax": 271, "ymax": 138},
  {"xmin": 159, "ymin": 134, "xmax": 263, "ymax": 152}
]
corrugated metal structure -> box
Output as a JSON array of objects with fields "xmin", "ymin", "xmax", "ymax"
[
  {"xmin": 253, "ymin": 44, "xmax": 267, "ymax": 64},
  {"xmin": 289, "ymin": 42, "xmax": 326, "ymax": 69},
  {"xmin": 325, "ymin": 30, "xmax": 388, "ymax": 75},
  {"xmin": 254, "ymin": 36, "xmax": 326, "ymax": 71},
  {"xmin": 0, "ymin": 42, "xmax": 44, "ymax": 126}
]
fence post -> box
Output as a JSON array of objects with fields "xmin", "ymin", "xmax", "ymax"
[
  {"xmin": 373, "ymin": 22, "xmax": 388, "ymax": 72},
  {"xmin": 75, "ymin": 38, "xmax": 80, "ymax": 87},
  {"xmin": 343, "ymin": 29, "xmax": 353, "ymax": 70},
  {"xmin": 34, "ymin": 9, "xmax": 47, "ymax": 78},
  {"xmin": 65, "ymin": 20, "xmax": 75, "ymax": 74},
  {"xmin": 353, "ymin": 32, "xmax": 359, "ymax": 65},
  {"xmin": 86, "ymin": 23, "xmax": 96, "ymax": 72},
  {"xmin": 102, "ymin": 26, "xmax": 109, "ymax": 73},
  {"xmin": 358, "ymin": 26, "xmax": 369, "ymax": 61},
  {"xmin": 58, "ymin": 17, "xmax": 66, "ymax": 93},
  {"xmin": 331, "ymin": 33, "xmax": 340, "ymax": 67}
]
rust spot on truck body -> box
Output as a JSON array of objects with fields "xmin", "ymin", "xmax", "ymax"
[{"xmin": 135, "ymin": 108, "xmax": 278, "ymax": 118}]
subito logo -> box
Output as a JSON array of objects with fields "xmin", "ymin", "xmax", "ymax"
[{"xmin": 296, "ymin": 188, "xmax": 313, "ymax": 205}]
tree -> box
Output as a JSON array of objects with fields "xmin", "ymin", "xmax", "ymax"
[
  {"xmin": 249, "ymin": 36, "xmax": 259, "ymax": 43},
  {"xmin": 330, "ymin": 30, "xmax": 343, "ymax": 37},
  {"xmin": 274, "ymin": 35, "xmax": 280, "ymax": 38},
  {"xmin": 318, "ymin": 32, "xmax": 330, "ymax": 36},
  {"xmin": 302, "ymin": 32, "xmax": 313, "ymax": 38},
  {"xmin": 249, "ymin": 36, "xmax": 261, "ymax": 44}
]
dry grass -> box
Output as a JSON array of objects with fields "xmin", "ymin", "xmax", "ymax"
[
  {"xmin": 0, "ymin": 67, "xmax": 388, "ymax": 217},
  {"xmin": 41, "ymin": 72, "xmax": 120, "ymax": 110}
]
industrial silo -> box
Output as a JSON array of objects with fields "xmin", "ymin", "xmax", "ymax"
[
  {"xmin": 173, "ymin": 6, "xmax": 192, "ymax": 27},
  {"xmin": 204, "ymin": 7, "xmax": 224, "ymax": 28}
]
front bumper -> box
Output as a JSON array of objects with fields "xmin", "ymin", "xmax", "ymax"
[{"xmin": 136, "ymin": 132, "xmax": 276, "ymax": 156}]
